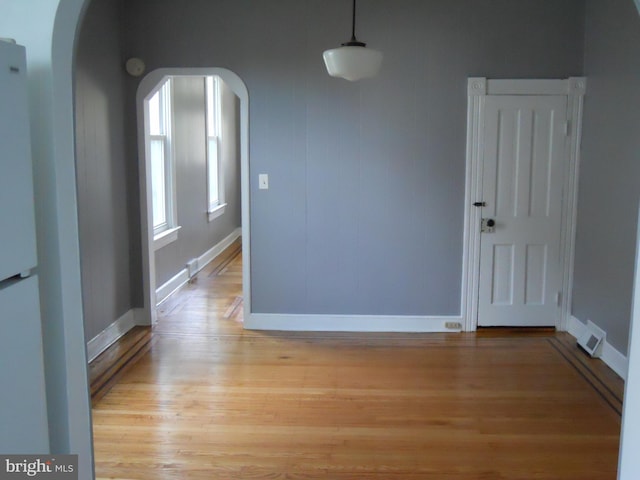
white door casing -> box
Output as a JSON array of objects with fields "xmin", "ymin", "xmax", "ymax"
[
  {"xmin": 462, "ymin": 78, "xmax": 586, "ymax": 331},
  {"xmin": 477, "ymin": 95, "xmax": 567, "ymax": 327}
]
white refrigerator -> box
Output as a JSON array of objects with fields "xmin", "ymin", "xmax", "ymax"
[{"xmin": 0, "ymin": 40, "xmax": 49, "ymax": 452}]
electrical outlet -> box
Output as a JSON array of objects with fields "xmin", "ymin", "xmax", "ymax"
[{"xmin": 445, "ymin": 322, "xmax": 462, "ymax": 330}]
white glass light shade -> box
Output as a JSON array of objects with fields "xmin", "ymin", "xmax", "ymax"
[{"xmin": 323, "ymin": 46, "xmax": 383, "ymax": 81}]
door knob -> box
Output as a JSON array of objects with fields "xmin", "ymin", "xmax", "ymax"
[{"xmin": 481, "ymin": 218, "xmax": 496, "ymax": 233}]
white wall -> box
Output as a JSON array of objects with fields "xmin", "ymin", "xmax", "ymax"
[
  {"xmin": 618, "ymin": 207, "xmax": 640, "ymax": 478},
  {"xmin": 618, "ymin": 5, "xmax": 640, "ymax": 475}
]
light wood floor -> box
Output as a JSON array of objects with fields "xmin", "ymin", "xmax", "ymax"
[{"xmin": 92, "ymin": 247, "xmax": 623, "ymax": 479}]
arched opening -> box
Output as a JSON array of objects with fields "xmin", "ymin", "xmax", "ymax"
[{"xmin": 135, "ymin": 68, "xmax": 250, "ymax": 326}]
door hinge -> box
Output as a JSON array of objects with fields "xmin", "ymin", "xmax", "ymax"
[
  {"xmin": 556, "ymin": 291, "xmax": 562, "ymax": 307},
  {"xmin": 563, "ymin": 121, "xmax": 571, "ymax": 137}
]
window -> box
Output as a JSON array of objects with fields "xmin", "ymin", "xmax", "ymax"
[
  {"xmin": 148, "ymin": 79, "xmax": 179, "ymax": 247},
  {"xmin": 205, "ymin": 76, "xmax": 225, "ymax": 220}
]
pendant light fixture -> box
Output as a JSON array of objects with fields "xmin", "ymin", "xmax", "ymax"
[{"xmin": 323, "ymin": 0, "xmax": 383, "ymax": 81}]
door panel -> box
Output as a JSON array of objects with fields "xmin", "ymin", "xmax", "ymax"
[
  {"xmin": 524, "ymin": 244, "xmax": 547, "ymax": 305},
  {"xmin": 478, "ymin": 95, "xmax": 567, "ymax": 327},
  {"xmin": 491, "ymin": 244, "xmax": 514, "ymax": 305}
]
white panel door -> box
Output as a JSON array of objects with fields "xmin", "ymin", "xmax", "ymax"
[{"xmin": 477, "ymin": 95, "xmax": 567, "ymax": 327}]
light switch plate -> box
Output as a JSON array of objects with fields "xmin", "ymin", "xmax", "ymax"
[{"xmin": 259, "ymin": 174, "xmax": 269, "ymax": 190}]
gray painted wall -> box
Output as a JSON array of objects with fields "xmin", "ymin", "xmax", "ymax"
[
  {"xmin": 125, "ymin": 0, "xmax": 585, "ymax": 315},
  {"xmin": 75, "ymin": 0, "xmax": 134, "ymax": 342},
  {"xmin": 155, "ymin": 76, "xmax": 241, "ymax": 287},
  {"xmin": 571, "ymin": 0, "xmax": 640, "ymax": 355}
]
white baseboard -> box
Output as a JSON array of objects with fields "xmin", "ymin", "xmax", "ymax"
[
  {"xmin": 568, "ymin": 315, "xmax": 628, "ymax": 380},
  {"xmin": 245, "ymin": 314, "xmax": 464, "ymax": 333},
  {"xmin": 87, "ymin": 309, "xmax": 139, "ymax": 362},
  {"xmin": 156, "ymin": 228, "xmax": 241, "ymax": 306},
  {"xmin": 156, "ymin": 269, "xmax": 190, "ymax": 306},
  {"xmin": 198, "ymin": 228, "xmax": 241, "ymax": 272}
]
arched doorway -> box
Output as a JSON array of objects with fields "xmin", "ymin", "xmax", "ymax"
[{"xmin": 135, "ymin": 68, "xmax": 251, "ymax": 326}]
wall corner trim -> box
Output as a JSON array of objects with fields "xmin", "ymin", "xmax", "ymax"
[
  {"xmin": 155, "ymin": 228, "xmax": 241, "ymax": 305},
  {"xmin": 568, "ymin": 315, "xmax": 628, "ymax": 380},
  {"xmin": 86, "ymin": 309, "xmax": 138, "ymax": 362}
]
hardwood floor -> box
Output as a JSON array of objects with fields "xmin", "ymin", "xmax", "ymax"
[
  {"xmin": 92, "ymin": 247, "xmax": 623, "ymax": 479},
  {"xmin": 89, "ymin": 326, "xmax": 153, "ymax": 406}
]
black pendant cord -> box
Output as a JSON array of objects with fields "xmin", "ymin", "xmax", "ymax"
[
  {"xmin": 342, "ymin": 0, "xmax": 366, "ymax": 47},
  {"xmin": 351, "ymin": 0, "xmax": 357, "ymax": 42}
]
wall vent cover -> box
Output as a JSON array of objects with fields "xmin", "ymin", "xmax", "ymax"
[
  {"xmin": 187, "ymin": 259, "xmax": 199, "ymax": 279},
  {"xmin": 577, "ymin": 320, "xmax": 605, "ymax": 358}
]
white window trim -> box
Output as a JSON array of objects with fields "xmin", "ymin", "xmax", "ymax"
[
  {"xmin": 149, "ymin": 79, "xmax": 178, "ymax": 239},
  {"xmin": 205, "ymin": 76, "xmax": 225, "ymax": 215},
  {"xmin": 153, "ymin": 225, "xmax": 181, "ymax": 251},
  {"xmin": 208, "ymin": 202, "xmax": 227, "ymax": 222},
  {"xmin": 149, "ymin": 133, "xmax": 170, "ymax": 235}
]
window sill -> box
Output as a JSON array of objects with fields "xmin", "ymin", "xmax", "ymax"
[
  {"xmin": 208, "ymin": 203, "xmax": 227, "ymax": 222},
  {"xmin": 154, "ymin": 226, "xmax": 181, "ymax": 251}
]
